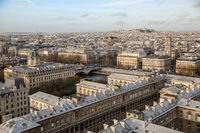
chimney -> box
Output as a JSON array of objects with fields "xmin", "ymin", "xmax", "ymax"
[
  {"xmin": 34, "ymin": 111, "xmax": 38, "ymax": 116},
  {"xmin": 159, "ymin": 103, "xmax": 164, "ymax": 107},
  {"xmin": 110, "ymin": 126, "xmax": 116, "ymax": 133},
  {"xmin": 160, "ymin": 98, "xmax": 165, "ymax": 103},
  {"xmin": 153, "ymin": 101, "xmax": 157, "ymax": 106},
  {"xmin": 191, "ymin": 87, "xmax": 194, "ymax": 92},
  {"xmin": 142, "ymin": 121, "xmax": 146, "ymax": 128},
  {"xmin": 120, "ymin": 121, "xmax": 125, "ymax": 128},
  {"xmin": 113, "ymin": 119, "xmax": 118, "ymax": 125},
  {"xmin": 168, "ymin": 99, "xmax": 172, "ymax": 104},
  {"xmin": 103, "ymin": 124, "xmax": 109, "ymax": 130},
  {"xmin": 145, "ymin": 105, "xmax": 149, "ymax": 110},
  {"xmin": 186, "ymin": 88, "xmax": 190, "ymax": 94},
  {"xmin": 152, "ymin": 107, "xmax": 156, "ymax": 112}
]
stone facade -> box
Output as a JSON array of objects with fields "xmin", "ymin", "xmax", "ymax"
[
  {"xmin": 165, "ymin": 36, "xmax": 172, "ymax": 56},
  {"xmin": 4, "ymin": 50, "xmax": 75, "ymax": 91},
  {"xmin": 0, "ymin": 77, "xmax": 29, "ymax": 124},
  {"xmin": 117, "ymin": 49, "xmax": 146, "ymax": 69},
  {"xmin": 1, "ymin": 74, "xmax": 200, "ymax": 133},
  {"xmin": 107, "ymin": 73, "xmax": 140, "ymax": 86},
  {"xmin": 76, "ymin": 80, "xmax": 108, "ymax": 97},
  {"xmin": 176, "ymin": 59, "xmax": 200, "ymax": 77},
  {"xmin": 0, "ymin": 74, "xmax": 165, "ymax": 133},
  {"xmin": 142, "ymin": 56, "xmax": 171, "ymax": 72}
]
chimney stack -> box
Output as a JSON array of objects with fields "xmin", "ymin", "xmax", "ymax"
[
  {"xmin": 145, "ymin": 105, "xmax": 149, "ymax": 110},
  {"xmin": 113, "ymin": 119, "xmax": 118, "ymax": 125},
  {"xmin": 120, "ymin": 121, "xmax": 125, "ymax": 128},
  {"xmin": 103, "ymin": 124, "xmax": 109, "ymax": 130},
  {"xmin": 153, "ymin": 101, "xmax": 157, "ymax": 106}
]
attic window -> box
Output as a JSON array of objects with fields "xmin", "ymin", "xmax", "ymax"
[{"xmin": 22, "ymin": 123, "xmax": 27, "ymax": 127}]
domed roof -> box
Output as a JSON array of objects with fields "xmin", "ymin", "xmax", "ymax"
[{"xmin": 29, "ymin": 49, "xmax": 39, "ymax": 58}]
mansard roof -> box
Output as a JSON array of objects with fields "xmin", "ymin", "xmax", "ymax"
[{"xmin": 4, "ymin": 77, "xmax": 26, "ymax": 89}]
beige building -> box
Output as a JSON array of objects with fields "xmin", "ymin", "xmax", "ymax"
[
  {"xmin": 76, "ymin": 80, "xmax": 108, "ymax": 97},
  {"xmin": 98, "ymin": 117, "xmax": 182, "ymax": 133},
  {"xmin": 58, "ymin": 48, "xmax": 96, "ymax": 64},
  {"xmin": 0, "ymin": 77, "xmax": 29, "ymax": 124},
  {"xmin": 2, "ymin": 73, "xmax": 200, "ymax": 133},
  {"xmin": 127, "ymin": 82, "xmax": 200, "ymax": 133},
  {"xmin": 27, "ymin": 49, "xmax": 40, "ymax": 66},
  {"xmin": 4, "ymin": 50, "xmax": 75, "ymax": 91},
  {"xmin": 102, "ymin": 36, "xmax": 120, "ymax": 45},
  {"xmin": 0, "ymin": 74, "xmax": 165, "ymax": 133},
  {"xmin": 17, "ymin": 48, "xmax": 30, "ymax": 57},
  {"xmin": 165, "ymin": 36, "xmax": 172, "ymax": 56},
  {"xmin": 107, "ymin": 73, "xmax": 141, "ymax": 86},
  {"xmin": 29, "ymin": 91, "xmax": 62, "ymax": 112},
  {"xmin": 142, "ymin": 55, "xmax": 171, "ymax": 72},
  {"xmin": 176, "ymin": 56, "xmax": 200, "ymax": 77},
  {"xmin": 117, "ymin": 49, "xmax": 146, "ymax": 69}
]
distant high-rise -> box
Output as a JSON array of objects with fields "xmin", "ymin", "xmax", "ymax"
[{"xmin": 165, "ymin": 36, "xmax": 172, "ymax": 56}]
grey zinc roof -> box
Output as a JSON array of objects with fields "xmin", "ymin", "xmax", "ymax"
[
  {"xmin": 6, "ymin": 63, "xmax": 73, "ymax": 74},
  {"xmin": 4, "ymin": 77, "xmax": 26, "ymax": 89},
  {"xmin": 29, "ymin": 91, "xmax": 60, "ymax": 106},
  {"xmin": 29, "ymin": 49, "xmax": 39, "ymax": 58},
  {"xmin": 0, "ymin": 74, "xmax": 167, "ymax": 133}
]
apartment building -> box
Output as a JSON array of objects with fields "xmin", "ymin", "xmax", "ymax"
[{"xmin": 0, "ymin": 77, "xmax": 29, "ymax": 124}]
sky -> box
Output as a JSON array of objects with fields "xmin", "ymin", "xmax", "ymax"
[{"xmin": 0, "ymin": 0, "xmax": 200, "ymax": 33}]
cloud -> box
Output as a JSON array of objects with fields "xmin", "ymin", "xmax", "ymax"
[
  {"xmin": 46, "ymin": 16, "xmax": 77, "ymax": 21},
  {"xmin": 100, "ymin": 0, "xmax": 147, "ymax": 7},
  {"xmin": 192, "ymin": 2, "xmax": 200, "ymax": 8},
  {"xmin": 147, "ymin": 20, "xmax": 166, "ymax": 25},
  {"xmin": 80, "ymin": 13, "xmax": 90, "ymax": 18},
  {"xmin": 158, "ymin": 0, "xmax": 165, "ymax": 6},
  {"xmin": 176, "ymin": 12, "xmax": 190, "ymax": 22},
  {"xmin": 116, "ymin": 20, "xmax": 126, "ymax": 26},
  {"xmin": 17, "ymin": 0, "xmax": 37, "ymax": 7},
  {"xmin": 111, "ymin": 13, "xmax": 128, "ymax": 18}
]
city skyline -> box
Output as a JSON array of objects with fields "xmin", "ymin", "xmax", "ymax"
[{"xmin": 0, "ymin": 0, "xmax": 200, "ymax": 33}]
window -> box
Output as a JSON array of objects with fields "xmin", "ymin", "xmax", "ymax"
[
  {"xmin": 188, "ymin": 122, "xmax": 191, "ymax": 129},
  {"xmin": 179, "ymin": 110, "xmax": 183, "ymax": 117},
  {"xmin": 188, "ymin": 112, "xmax": 192, "ymax": 120},
  {"xmin": 197, "ymin": 115, "xmax": 200, "ymax": 121},
  {"xmin": 40, "ymin": 127, "xmax": 44, "ymax": 131},
  {"xmin": 197, "ymin": 124, "xmax": 200, "ymax": 132}
]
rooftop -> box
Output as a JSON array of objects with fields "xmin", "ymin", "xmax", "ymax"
[
  {"xmin": 29, "ymin": 91, "xmax": 61, "ymax": 106},
  {"xmin": 76, "ymin": 80, "xmax": 107, "ymax": 90},
  {"xmin": 5, "ymin": 63, "xmax": 73, "ymax": 74},
  {"xmin": 108, "ymin": 73, "xmax": 140, "ymax": 81},
  {"xmin": 99, "ymin": 118, "xmax": 182, "ymax": 133},
  {"xmin": 0, "ymin": 117, "xmax": 39, "ymax": 133}
]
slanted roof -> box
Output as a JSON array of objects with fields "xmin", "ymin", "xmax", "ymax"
[{"xmin": 4, "ymin": 77, "xmax": 26, "ymax": 89}]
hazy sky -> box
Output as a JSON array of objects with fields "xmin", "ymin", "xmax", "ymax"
[{"xmin": 0, "ymin": 0, "xmax": 200, "ymax": 33}]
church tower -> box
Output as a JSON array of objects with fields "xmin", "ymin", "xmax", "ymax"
[
  {"xmin": 27, "ymin": 49, "xmax": 40, "ymax": 66},
  {"xmin": 165, "ymin": 36, "xmax": 172, "ymax": 56}
]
